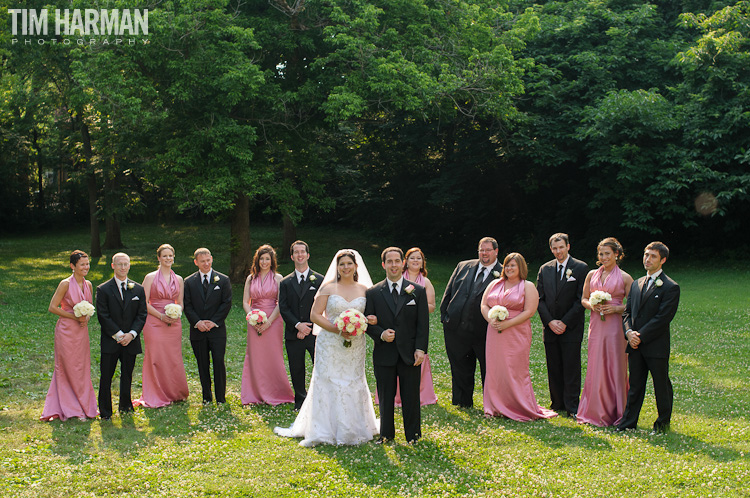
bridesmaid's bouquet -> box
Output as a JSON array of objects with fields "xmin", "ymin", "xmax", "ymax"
[
  {"xmin": 488, "ymin": 305, "xmax": 509, "ymax": 332},
  {"xmin": 334, "ymin": 309, "xmax": 368, "ymax": 348},
  {"xmin": 164, "ymin": 304, "xmax": 182, "ymax": 326},
  {"xmin": 73, "ymin": 300, "xmax": 95, "ymax": 320},
  {"xmin": 589, "ymin": 291, "xmax": 612, "ymax": 321},
  {"xmin": 246, "ymin": 309, "xmax": 268, "ymax": 335}
]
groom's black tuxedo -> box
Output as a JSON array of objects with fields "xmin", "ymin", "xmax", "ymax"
[
  {"xmin": 439, "ymin": 258, "xmax": 503, "ymax": 407},
  {"xmin": 184, "ymin": 269, "xmax": 232, "ymax": 403},
  {"xmin": 96, "ymin": 277, "xmax": 147, "ymax": 418},
  {"xmin": 365, "ymin": 279, "xmax": 429, "ymax": 441},
  {"xmin": 278, "ymin": 269, "xmax": 324, "ymax": 409},
  {"xmin": 619, "ymin": 272, "xmax": 680, "ymax": 430},
  {"xmin": 536, "ymin": 257, "xmax": 588, "ymax": 415}
]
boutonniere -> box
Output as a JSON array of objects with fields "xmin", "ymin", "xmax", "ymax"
[
  {"xmin": 309, "ymin": 275, "xmax": 317, "ymax": 282},
  {"xmin": 127, "ymin": 282, "xmax": 134, "ymax": 290},
  {"xmin": 655, "ymin": 278, "xmax": 663, "ymax": 287},
  {"xmin": 404, "ymin": 284, "xmax": 415, "ymax": 295},
  {"xmin": 566, "ymin": 269, "xmax": 573, "ymax": 279},
  {"xmin": 213, "ymin": 275, "xmax": 220, "ymax": 283},
  {"xmin": 492, "ymin": 270, "xmax": 500, "ymax": 278}
]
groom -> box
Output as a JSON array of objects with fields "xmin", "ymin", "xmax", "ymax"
[
  {"xmin": 617, "ymin": 241, "xmax": 680, "ymax": 434},
  {"xmin": 365, "ymin": 247, "xmax": 429, "ymax": 443},
  {"xmin": 278, "ymin": 240, "xmax": 324, "ymax": 410}
]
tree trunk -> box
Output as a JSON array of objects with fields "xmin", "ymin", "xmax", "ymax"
[
  {"xmin": 33, "ymin": 128, "xmax": 44, "ymax": 212},
  {"xmin": 81, "ymin": 123, "xmax": 102, "ymax": 258},
  {"xmin": 103, "ymin": 216, "xmax": 123, "ymax": 249},
  {"xmin": 229, "ymin": 193, "xmax": 252, "ymax": 283},
  {"xmin": 281, "ymin": 211, "xmax": 297, "ymax": 260},
  {"xmin": 102, "ymin": 171, "xmax": 124, "ymax": 249}
]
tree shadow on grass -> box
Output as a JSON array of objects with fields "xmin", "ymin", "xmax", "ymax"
[
  {"xmin": 49, "ymin": 418, "xmax": 94, "ymax": 463},
  {"xmin": 139, "ymin": 400, "xmax": 191, "ymax": 440},
  {"xmin": 633, "ymin": 429, "xmax": 746, "ymax": 463},
  {"xmin": 498, "ymin": 416, "xmax": 615, "ymax": 451},
  {"xmin": 315, "ymin": 438, "xmax": 486, "ymax": 495},
  {"xmin": 99, "ymin": 411, "xmax": 149, "ymax": 456}
]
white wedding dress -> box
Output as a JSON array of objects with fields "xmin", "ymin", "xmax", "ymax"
[{"xmin": 274, "ymin": 295, "xmax": 379, "ymax": 446}]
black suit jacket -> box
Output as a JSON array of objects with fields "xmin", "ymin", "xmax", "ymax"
[
  {"xmin": 440, "ymin": 259, "xmax": 503, "ymax": 335},
  {"xmin": 183, "ymin": 270, "xmax": 233, "ymax": 341},
  {"xmin": 536, "ymin": 257, "xmax": 588, "ymax": 343},
  {"xmin": 96, "ymin": 278, "xmax": 147, "ymax": 355},
  {"xmin": 622, "ymin": 272, "xmax": 680, "ymax": 358},
  {"xmin": 365, "ymin": 279, "xmax": 429, "ymax": 367},
  {"xmin": 278, "ymin": 269, "xmax": 324, "ymax": 341}
]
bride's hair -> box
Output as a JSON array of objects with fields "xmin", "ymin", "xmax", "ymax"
[{"xmin": 336, "ymin": 250, "xmax": 359, "ymax": 282}]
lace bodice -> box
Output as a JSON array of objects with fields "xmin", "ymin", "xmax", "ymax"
[{"xmin": 325, "ymin": 295, "xmax": 366, "ymax": 321}]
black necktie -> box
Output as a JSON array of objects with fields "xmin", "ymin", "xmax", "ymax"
[
  {"xmin": 557, "ymin": 265, "xmax": 563, "ymax": 281},
  {"xmin": 476, "ymin": 267, "xmax": 486, "ymax": 282},
  {"xmin": 120, "ymin": 282, "xmax": 126, "ymax": 302},
  {"xmin": 299, "ymin": 274, "xmax": 305, "ymax": 285},
  {"xmin": 642, "ymin": 276, "xmax": 650, "ymax": 293},
  {"xmin": 203, "ymin": 275, "xmax": 209, "ymax": 295},
  {"xmin": 392, "ymin": 282, "xmax": 399, "ymax": 304}
]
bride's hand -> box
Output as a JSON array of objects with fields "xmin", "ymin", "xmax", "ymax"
[
  {"xmin": 339, "ymin": 330, "xmax": 353, "ymax": 340},
  {"xmin": 367, "ymin": 315, "xmax": 378, "ymax": 326}
]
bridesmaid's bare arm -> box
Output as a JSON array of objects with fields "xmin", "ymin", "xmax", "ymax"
[
  {"xmin": 142, "ymin": 272, "xmax": 161, "ymax": 320},
  {"xmin": 424, "ymin": 277, "xmax": 436, "ymax": 313},
  {"xmin": 581, "ymin": 270, "xmax": 596, "ymax": 312},
  {"xmin": 242, "ymin": 275, "xmax": 253, "ymax": 314},
  {"xmin": 480, "ymin": 279, "xmax": 500, "ymax": 324},
  {"xmin": 48, "ymin": 279, "xmax": 77, "ymax": 321}
]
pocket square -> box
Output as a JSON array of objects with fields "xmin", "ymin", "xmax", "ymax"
[
  {"xmin": 309, "ymin": 286, "xmax": 317, "ymax": 291},
  {"xmin": 131, "ymin": 296, "xmax": 140, "ymax": 301},
  {"xmin": 566, "ymin": 276, "xmax": 576, "ymax": 282},
  {"xmin": 214, "ymin": 285, "xmax": 221, "ymax": 290},
  {"xmin": 407, "ymin": 300, "xmax": 417, "ymax": 306}
]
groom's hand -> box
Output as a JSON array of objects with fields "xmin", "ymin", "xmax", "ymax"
[
  {"xmin": 413, "ymin": 349, "xmax": 425, "ymax": 366},
  {"xmin": 626, "ymin": 330, "xmax": 641, "ymax": 349},
  {"xmin": 381, "ymin": 329, "xmax": 395, "ymax": 342}
]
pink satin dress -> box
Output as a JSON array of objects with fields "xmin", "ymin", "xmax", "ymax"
[
  {"xmin": 134, "ymin": 270, "xmax": 189, "ymax": 408},
  {"xmin": 40, "ymin": 275, "xmax": 98, "ymax": 421},
  {"xmin": 483, "ymin": 279, "xmax": 557, "ymax": 421},
  {"xmin": 375, "ymin": 272, "xmax": 438, "ymax": 407},
  {"xmin": 577, "ymin": 265, "xmax": 629, "ymax": 426},
  {"xmin": 241, "ymin": 273, "xmax": 294, "ymax": 405}
]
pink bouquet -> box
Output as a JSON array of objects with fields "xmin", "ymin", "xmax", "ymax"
[
  {"xmin": 246, "ymin": 309, "xmax": 268, "ymax": 335},
  {"xmin": 333, "ymin": 308, "xmax": 368, "ymax": 348}
]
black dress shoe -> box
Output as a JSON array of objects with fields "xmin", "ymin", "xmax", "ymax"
[
  {"xmin": 374, "ymin": 437, "xmax": 392, "ymax": 445},
  {"xmin": 650, "ymin": 424, "xmax": 670, "ymax": 435},
  {"xmin": 100, "ymin": 415, "xmax": 111, "ymax": 421},
  {"xmin": 614, "ymin": 426, "xmax": 630, "ymax": 432}
]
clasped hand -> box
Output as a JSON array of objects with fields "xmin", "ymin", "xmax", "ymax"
[
  {"xmin": 196, "ymin": 320, "xmax": 218, "ymax": 332},
  {"xmin": 627, "ymin": 330, "xmax": 641, "ymax": 349}
]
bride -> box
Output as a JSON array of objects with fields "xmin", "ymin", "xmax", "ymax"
[{"xmin": 274, "ymin": 249, "xmax": 379, "ymax": 446}]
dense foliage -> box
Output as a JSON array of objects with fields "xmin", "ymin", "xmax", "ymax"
[{"xmin": 2, "ymin": 0, "xmax": 749, "ymax": 271}]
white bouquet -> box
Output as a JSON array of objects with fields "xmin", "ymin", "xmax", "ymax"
[
  {"xmin": 164, "ymin": 303, "xmax": 182, "ymax": 326},
  {"xmin": 73, "ymin": 300, "xmax": 95, "ymax": 318},
  {"xmin": 246, "ymin": 309, "xmax": 268, "ymax": 335},
  {"xmin": 589, "ymin": 290, "xmax": 612, "ymax": 321},
  {"xmin": 488, "ymin": 305, "xmax": 509, "ymax": 321},
  {"xmin": 333, "ymin": 308, "xmax": 368, "ymax": 348}
]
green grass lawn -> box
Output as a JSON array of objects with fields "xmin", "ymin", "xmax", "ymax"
[{"xmin": 0, "ymin": 223, "xmax": 748, "ymax": 497}]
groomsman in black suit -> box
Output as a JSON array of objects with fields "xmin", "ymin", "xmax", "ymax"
[
  {"xmin": 536, "ymin": 233, "xmax": 588, "ymax": 417},
  {"xmin": 618, "ymin": 241, "xmax": 680, "ymax": 434},
  {"xmin": 184, "ymin": 248, "xmax": 233, "ymax": 404},
  {"xmin": 365, "ymin": 247, "xmax": 429, "ymax": 443},
  {"xmin": 96, "ymin": 252, "xmax": 147, "ymax": 419},
  {"xmin": 278, "ymin": 240, "xmax": 324, "ymax": 410},
  {"xmin": 440, "ymin": 237, "xmax": 502, "ymax": 408}
]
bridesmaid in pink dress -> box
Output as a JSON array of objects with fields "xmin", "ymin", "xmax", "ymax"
[
  {"xmin": 41, "ymin": 250, "xmax": 98, "ymax": 421},
  {"xmin": 578, "ymin": 237, "xmax": 633, "ymax": 426},
  {"xmin": 241, "ymin": 245, "xmax": 294, "ymax": 405},
  {"xmin": 134, "ymin": 244, "xmax": 189, "ymax": 408},
  {"xmin": 480, "ymin": 253, "xmax": 557, "ymax": 421},
  {"xmin": 380, "ymin": 247, "xmax": 438, "ymax": 407}
]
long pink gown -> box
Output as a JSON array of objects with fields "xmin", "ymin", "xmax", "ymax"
[
  {"xmin": 134, "ymin": 270, "xmax": 189, "ymax": 408},
  {"xmin": 241, "ymin": 273, "xmax": 294, "ymax": 405},
  {"xmin": 483, "ymin": 279, "xmax": 557, "ymax": 421},
  {"xmin": 577, "ymin": 265, "xmax": 629, "ymax": 426},
  {"xmin": 40, "ymin": 275, "xmax": 98, "ymax": 421},
  {"xmin": 375, "ymin": 272, "xmax": 438, "ymax": 407}
]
